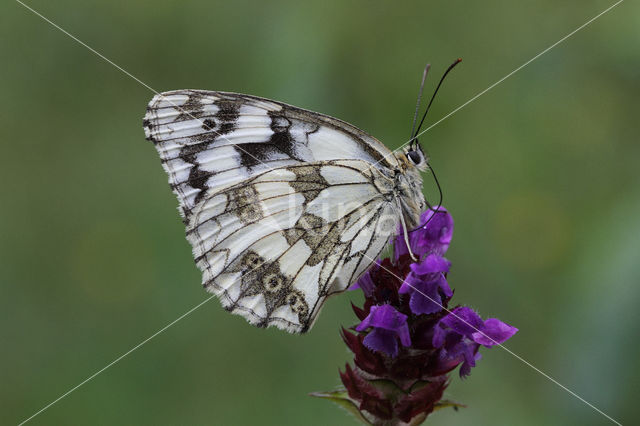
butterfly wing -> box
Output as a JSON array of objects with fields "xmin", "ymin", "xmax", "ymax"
[
  {"xmin": 143, "ymin": 91, "xmax": 400, "ymax": 332},
  {"xmin": 188, "ymin": 160, "xmax": 397, "ymax": 332},
  {"xmin": 143, "ymin": 90, "xmax": 398, "ymax": 222}
]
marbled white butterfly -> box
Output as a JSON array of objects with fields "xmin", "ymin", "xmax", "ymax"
[{"xmin": 142, "ymin": 63, "xmax": 458, "ymax": 333}]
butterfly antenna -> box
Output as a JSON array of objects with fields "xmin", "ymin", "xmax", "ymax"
[
  {"xmin": 407, "ymin": 164, "xmax": 445, "ymax": 238},
  {"xmin": 413, "ymin": 58, "xmax": 462, "ymax": 139},
  {"xmin": 410, "ymin": 64, "xmax": 431, "ymax": 145},
  {"xmin": 422, "ymin": 163, "xmax": 445, "ymax": 230},
  {"xmin": 430, "ymin": 163, "xmax": 444, "ymax": 210}
]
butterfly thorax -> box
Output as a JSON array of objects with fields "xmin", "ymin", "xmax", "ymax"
[{"xmin": 393, "ymin": 152, "xmax": 427, "ymax": 229}]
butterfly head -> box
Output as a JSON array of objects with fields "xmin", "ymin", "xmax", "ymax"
[
  {"xmin": 404, "ymin": 139, "xmax": 429, "ymax": 172},
  {"xmin": 404, "ymin": 59, "xmax": 462, "ymax": 174}
]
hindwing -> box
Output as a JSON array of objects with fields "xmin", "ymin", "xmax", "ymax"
[{"xmin": 187, "ymin": 161, "xmax": 398, "ymax": 333}]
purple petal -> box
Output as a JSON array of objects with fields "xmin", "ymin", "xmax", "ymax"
[
  {"xmin": 398, "ymin": 271, "xmax": 421, "ymax": 295},
  {"xmin": 397, "ymin": 322, "xmax": 411, "ymax": 347},
  {"xmin": 356, "ymin": 312, "xmax": 373, "ymax": 331},
  {"xmin": 355, "ymin": 304, "xmax": 408, "ymax": 332},
  {"xmin": 440, "ymin": 307, "xmax": 484, "ymax": 337},
  {"xmin": 459, "ymin": 351, "xmax": 481, "ymax": 378},
  {"xmin": 399, "ymin": 272, "xmax": 447, "ymax": 315},
  {"xmin": 409, "ymin": 281, "xmax": 443, "ymax": 315},
  {"xmin": 435, "ymin": 333, "xmax": 465, "ymax": 364},
  {"xmin": 444, "ymin": 339, "xmax": 468, "ymax": 359},
  {"xmin": 357, "ymin": 305, "xmax": 412, "ymax": 357},
  {"xmin": 414, "ymin": 207, "xmax": 454, "ymax": 255},
  {"xmin": 350, "ymin": 265, "xmax": 377, "ymax": 297},
  {"xmin": 459, "ymin": 360, "xmax": 472, "ymax": 377},
  {"xmin": 432, "ymin": 325, "xmax": 448, "ymax": 348},
  {"xmin": 471, "ymin": 318, "xmax": 518, "ymax": 346},
  {"xmin": 462, "ymin": 343, "xmax": 479, "ymax": 368},
  {"xmin": 410, "ymin": 292, "xmax": 442, "ymax": 316},
  {"xmin": 363, "ymin": 328, "xmax": 399, "ymax": 357},
  {"xmin": 438, "ymin": 274, "xmax": 453, "ymax": 298},
  {"xmin": 395, "ymin": 207, "xmax": 454, "ymax": 259},
  {"xmin": 409, "ymin": 254, "xmax": 451, "ymax": 275}
]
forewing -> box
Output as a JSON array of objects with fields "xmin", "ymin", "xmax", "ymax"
[
  {"xmin": 143, "ymin": 90, "xmax": 398, "ymax": 222},
  {"xmin": 188, "ymin": 160, "xmax": 398, "ymax": 333}
]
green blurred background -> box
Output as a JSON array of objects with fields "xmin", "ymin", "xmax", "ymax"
[{"xmin": 1, "ymin": 0, "xmax": 638, "ymax": 424}]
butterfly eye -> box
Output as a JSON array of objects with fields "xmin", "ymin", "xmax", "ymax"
[{"xmin": 407, "ymin": 150, "xmax": 422, "ymax": 165}]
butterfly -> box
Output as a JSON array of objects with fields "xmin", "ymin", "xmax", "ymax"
[{"xmin": 141, "ymin": 62, "xmax": 458, "ymax": 333}]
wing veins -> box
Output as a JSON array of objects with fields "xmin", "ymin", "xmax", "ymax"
[
  {"xmin": 306, "ymin": 204, "xmax": 387, "ymax": 320},
  {"xmin": 344, "ymin": 207, "xmax": 387, "ymax": 289}
]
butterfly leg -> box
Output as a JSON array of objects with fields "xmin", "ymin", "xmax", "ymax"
[{"xmin": 396, "ymin": 195, "xmax": 418, "ymax": 261}]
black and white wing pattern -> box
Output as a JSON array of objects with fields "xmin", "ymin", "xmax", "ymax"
[
  {"xmin": 143, "ymin": 91, "xmax": 403, "ymax": 333},
  {"xmin": 143, "ymin": 90, "xmax": 399, "ymax": 222},
  {"xmin": 185, "ymin": 161, "xmax": 397, "ymax": 332}
]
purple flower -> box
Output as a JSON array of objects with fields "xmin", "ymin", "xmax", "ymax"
[
  {"xmin": 395, "ymin": 207, "xmax": 454, "ymax": 261},
  {"xmin": 349, "ymin": 261, "xmax": 379, "ymax": 297},
  {"xmin": 314, "ymin": 205, "xmax": 518, "ymax": 424},
  {"xmin": 356, "ymin": 304, "xmax": 411, "ymax": 357},
  {"xmin": 433, "ymin": 307, "xmax": 518, "ymax": 377},
  {"xmin": 410, "ymin": 254, "xmax": 451, "ymax": 275},
  {"xmin": 472, "ymin": 318, "xmax": 519, "ymax": 346},
  {"xmin": 399, "ymin": 254, "xmax": 453, "ymax": 314}
]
